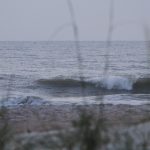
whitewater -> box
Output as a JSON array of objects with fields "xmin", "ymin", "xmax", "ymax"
[{"xmin": 0, "ymin": 41, "xmax": 150, "ymax": 106}]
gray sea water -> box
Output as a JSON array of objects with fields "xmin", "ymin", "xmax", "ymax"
[{"xmin": 0, "ymin": 41, "xmax": 150, "ymax": 106}]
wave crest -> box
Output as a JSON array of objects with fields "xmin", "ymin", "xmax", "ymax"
[
  {"xmin": 36, "ymin": 76, "xmax": 133, "ymax": 91},
  {"xmin": 133, "ymin": 78, "xmax": 150, "ymax": 92},
  {"xmin": 36, "ymin": 76, "xmax": 150, "ymax": 93},
  {"xmin": 37, "ymin": 78, "xmax": 94, "ymax": 87}
]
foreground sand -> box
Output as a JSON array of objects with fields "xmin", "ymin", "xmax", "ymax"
[
  {"xmin": 1, "ymin": 104, "xmax": 150, "ymax": 150},
  {"xmin": 1, "ymin": 104, "xmax": 150, "ymax": 133}
]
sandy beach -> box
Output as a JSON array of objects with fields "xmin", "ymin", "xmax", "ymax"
[{"xmin": 1, "ymin": 104, "xmax": 150, "ymax": 134}]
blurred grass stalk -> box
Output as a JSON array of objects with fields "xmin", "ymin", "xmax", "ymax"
[
  {"xmin": 105, "ymin": 0, "xmax": 114, "ymax": 74},
  {"xmin": 67, "ymin": 0, "xmax": 84, "ymax": 82},
  {"xmin": 59, "ymin": 0, "xmax": 114, "ymax": 149}
]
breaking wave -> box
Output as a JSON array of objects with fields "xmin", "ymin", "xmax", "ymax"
[{"xmin": 36, "ymin": 76, "xmax": 150, "ymax": 93}]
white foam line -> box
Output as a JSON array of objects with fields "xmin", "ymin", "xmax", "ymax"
[
  {"xmin": 0, "ymin": 94, "xmax": 150, "ymax": 107},
  {"xmin": 50, "ymin": 95, "xmax": 150, "ymax": 106}
]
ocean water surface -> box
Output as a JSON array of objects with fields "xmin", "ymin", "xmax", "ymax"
[{"xmin": 0, "ymin": 41, "xmax": 150, "ymax": 106}]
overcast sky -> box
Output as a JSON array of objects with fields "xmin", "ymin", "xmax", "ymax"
[{"xmin": 0, "ymin": 0, "xmax": 149, "ymax": 41}]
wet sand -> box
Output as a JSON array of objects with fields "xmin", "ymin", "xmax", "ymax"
[{"xmin": 1, "ymin": 104, "xmax": 150, "ymax": 133}]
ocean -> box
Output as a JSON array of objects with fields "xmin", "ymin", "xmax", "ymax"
[{"xmin": 0, "ymin": 41, "xmax": 150, "ymax": 106}]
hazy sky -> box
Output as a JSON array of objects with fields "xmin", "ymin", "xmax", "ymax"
[{"xmin": 0, "ymin": 0, "xmax": 149, "ymax": 41}]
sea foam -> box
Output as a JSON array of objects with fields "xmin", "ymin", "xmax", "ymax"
[{"xmin": 95, "ymin": 76, "xmax": 133, "ymax": 90}]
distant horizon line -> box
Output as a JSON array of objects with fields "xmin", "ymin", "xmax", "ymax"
[{"xmin": 0, "ymin": 40, "xmax": 149, "ymax": 42}]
